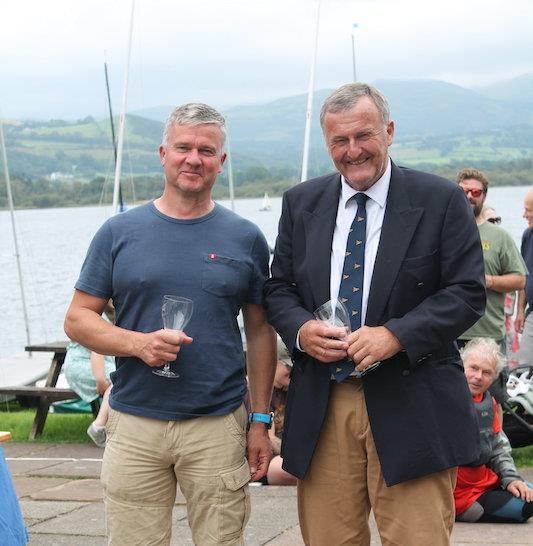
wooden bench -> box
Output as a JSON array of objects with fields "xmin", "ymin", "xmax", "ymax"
[{"xmin": 0, "ymin": 342, "xmax": 100, "ymax": 439}]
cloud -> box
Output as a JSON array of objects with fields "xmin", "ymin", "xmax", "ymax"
[{"xmin": 1, "ymin": 0, "xmax": 532, "ymax": 119}]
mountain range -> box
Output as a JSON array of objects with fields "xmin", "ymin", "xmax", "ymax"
[{"xmin": 3, "ymin": 75, "xmax": 533, "ymax": 182}]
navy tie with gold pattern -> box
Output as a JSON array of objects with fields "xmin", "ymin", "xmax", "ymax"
[{"xmin": 331, "ymin": 192, "xmax": 369, "ymax": 382}]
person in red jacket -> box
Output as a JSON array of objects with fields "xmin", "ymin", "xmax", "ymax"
[{"xmin": 456, "ymin": 338, "xmax": 533, "ymax": 523}]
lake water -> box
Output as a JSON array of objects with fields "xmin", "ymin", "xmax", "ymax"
[{"xmin": 0, "ymin": 185, "xmax": 529, "ymax": 357}]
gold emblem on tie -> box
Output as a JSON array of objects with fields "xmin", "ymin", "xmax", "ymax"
[
  {"xmin": 343, "ymin": 274, "xmax": 349, "ymax": 280},
  {"xmin": 356, "ymin": 240, "xmax": 362, "ymax": 245},
  {"xmin": 336, "ymin": 367, "xmax": 342, "ymax": 373},
  {"xmin": 352, "ymin": 287, "xmax": 360, "ymax": 292},
  {"xmin": 354, "ymin": 263, "xmax": 361, "ymax": 269},
  {"xmin": 340, "ymin": 297, "xmax": 348, "ymax": 303},
  {"xmin": 345, "ymin": 251, "xmax": 352, "ymax": 257},
  {"xmin": 352, "ymin": 310, "xmax": 359, "ymax": 316},
  {"xmin": 357, "ymin": 216, "xmax": 365, "ymax": 222}
]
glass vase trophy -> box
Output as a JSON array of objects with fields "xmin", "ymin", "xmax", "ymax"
[
  {"xmin": 313, "ymin": 298, "xmax": 380, "ymax": 378},
  {"xmin": 153, "ymin": 295, "xmax": 193, "ymax": 379}
]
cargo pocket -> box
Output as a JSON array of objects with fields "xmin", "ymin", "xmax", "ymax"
[{"xmin": 219, "ymin": 460, "xmax": 251, "ymax": 543}]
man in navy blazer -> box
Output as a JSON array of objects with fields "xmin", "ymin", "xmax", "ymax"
[{"xmin": 264, "ymin": 83, "xmax": 486, "ymax": 546}]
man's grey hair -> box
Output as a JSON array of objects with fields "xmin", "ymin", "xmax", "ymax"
[
  {"xmin": 320, "ymin": 83, "xmax": 390, "ymax": 130},
  {"xmin": 162, "ymin": 103, "xmax": 226, "ymax": 148},
  {"xmin": 460, "ymin": 337, "xmax": 505, "ymax": 375}
]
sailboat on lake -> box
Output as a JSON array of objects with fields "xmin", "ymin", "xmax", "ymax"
[{"xmin": 259, "ymin": 191, "xmax": 272, "ymax": 211}]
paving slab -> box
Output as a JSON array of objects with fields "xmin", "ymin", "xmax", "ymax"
[
  {"xmin": 5, "ymin": 443, "xmax": 533, "ymax": 545},
  {"xmin": 264, "ymin": 527, "xmax": 305, "ymax": 546},
  {"xmin": 30, "ymin": 459, "xmax": 102, "ymax": 478},
  {"xmin": 19, "ymin": 499, "xmax": 87, "ymax": 522},
  {"xmin": 246, "ymin": 494, "xmax": 300, "ymax": 545},
  {"xmin": 4, "ymin": 442, "xmax": 103, "ymax": 459},
  {"xmin": 12, "ymin": 476, "xmax": 70, "ymax": 498},
  {"xmin": 452, "ymin": 522, "xmax": 531, "ymax": 544},
  {"xmin": 27, "ymin": 534, "xmax": 107, "ymax": 546},
  {"xmin": 7, "ymin": 458, "xmax": 66, "ymax": 475},
  {"xmin": 29, "ymin": 502, "xmax": 107, "ymax": 537},
  {"xmin": 31, "ymin": 478, "xmax": 103, "ymax": 501}
]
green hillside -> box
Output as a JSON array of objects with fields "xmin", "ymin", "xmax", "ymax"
[{"xmin": 2, "ymin": 78, "xmax": 533, "ymax": 208}]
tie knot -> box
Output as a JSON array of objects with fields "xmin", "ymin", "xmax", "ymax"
[{"xmin": 354, "ymin": 193, "xmax": 369, "ymax": 207}]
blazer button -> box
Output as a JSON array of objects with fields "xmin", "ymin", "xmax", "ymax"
[{"xmin": 402, "ymin": 369, "xmax": 410, "ymax": 377}]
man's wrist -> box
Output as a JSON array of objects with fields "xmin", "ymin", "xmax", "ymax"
[{"xmin": 248, "ymin": 411, "xmax": 274, "ymax": 428}]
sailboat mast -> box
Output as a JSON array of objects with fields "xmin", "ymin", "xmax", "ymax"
[
  {"xmin": 112, "ymin": 0, "xmax": 135, "ymax": 215},
  {"xmin": 104, "ymin": 60, "xmax": 124, "ymax": 211},
  {"xmin": 0, "ymin": 118, "xmax": 31, "ymax": 347},
  {"xmin": 351, "ymin": 23, "xmax": 358, "ymax": 82},
  {"xmin": 300, "ymin": 0, "xmax": 321, "ymax": 184}
]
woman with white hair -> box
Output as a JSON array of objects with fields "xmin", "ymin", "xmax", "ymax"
[{"xmin": 455, "ymin": 338, "xmax": 533, "ymax": 523}]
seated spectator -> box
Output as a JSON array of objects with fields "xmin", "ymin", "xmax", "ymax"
[
  {"xmin": 246, "ymin": 338, "xmax": 297, "ymax": 486},
  {"xmin": 63, "ymin": 301, "xmax": 115, "ymax": 447},
  {"xmin": 455, "ymin": 338, "xmax": 533, "ymax": 523},
  {"xmin": 264, "ymin": 348, "xmax": 297, "ymax": 486}
]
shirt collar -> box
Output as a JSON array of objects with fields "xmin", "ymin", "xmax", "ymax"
[{"xmin": 340, "ymin": 158, "xmax": 392, "ymax": 210}]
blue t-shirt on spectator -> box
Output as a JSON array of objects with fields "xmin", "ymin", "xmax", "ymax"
[{"xmin": 75, "ymin": 201, "xmax": 270, "ymax": 421}]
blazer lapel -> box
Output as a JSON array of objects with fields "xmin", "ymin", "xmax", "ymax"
[
  {"xmin": 366, "ymin": 163, "xmax": 424, "ymax": 325},
  {"xmin": 303, "ymin": 174, "xmax": 341, "ymax": 309}
]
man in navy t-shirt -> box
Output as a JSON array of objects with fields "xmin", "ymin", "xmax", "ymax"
[{"xmin": 64, "ymin": 103, "xmax": 277, "ymax": 546}]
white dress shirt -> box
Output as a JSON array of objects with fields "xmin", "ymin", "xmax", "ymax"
[
  {"xmin": 296, "ymin": 159, "xmax": 391, "ymax": 351},
  {"xmin": 330, "ymin": 159, "xmax": 391, "ymax": 325}
]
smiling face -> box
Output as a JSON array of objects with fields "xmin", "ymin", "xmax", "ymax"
[
  {"xmin": 463, "ymin": 351, "xmax": 497, "ymax": 396},
  {"xmin": 322, "ymin": 97, "xmax": 394, "ymax": 191},
  {"xmin": 159, "ymin": 123, "xmax": 226, "ymax": 199}
]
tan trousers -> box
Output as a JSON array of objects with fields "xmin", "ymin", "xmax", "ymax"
[
  {"xmin": 101, "ymin": 404, "xmax": 251, "ymax": 546},
  {"xmin": 298, "ymin": 378, "xmax": 457, "ymax": 546}
]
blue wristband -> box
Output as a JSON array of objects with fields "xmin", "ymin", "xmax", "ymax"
[{"xmin": 248, "ymin": 412, "xmax": 273, "ymax": 428}]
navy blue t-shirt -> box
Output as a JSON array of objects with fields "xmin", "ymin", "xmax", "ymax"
[
  {"xmin": 522, "ymin": 227, "xmax": 533, "ymax": 309},
  {"xmin": 75, "ymin": 202, "xmax": 270, "ymax": 420}
]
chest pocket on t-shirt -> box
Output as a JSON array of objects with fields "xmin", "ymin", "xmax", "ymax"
[{"xmin": 202, "ymin": 255, "xmax": 245, "ymax": 297}]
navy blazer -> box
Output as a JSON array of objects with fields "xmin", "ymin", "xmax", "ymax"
[{"xmin": 263, "ymin": 162, "xmax": 486, "ymax": 486}]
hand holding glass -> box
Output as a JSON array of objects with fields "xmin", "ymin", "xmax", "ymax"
[
  {"xmin": 313, "ymin": 299, "xmax": 351, "ymax": 339},
  {"xmin": 313, "ymin": 298, "xmax": 380, "ymax": 378},
  {"xmin": 153, "ymin": 295, "xmax": 193, "ymax": 379}
]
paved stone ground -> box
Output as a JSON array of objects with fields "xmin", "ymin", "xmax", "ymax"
[{"xmin": 4, "ymin": 443, "xmax": 533, "ymax": 545}]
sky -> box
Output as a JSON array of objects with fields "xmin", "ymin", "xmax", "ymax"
[{"xmin": 1, "ymin": 0, "xmax": 532, "ymax": 120}]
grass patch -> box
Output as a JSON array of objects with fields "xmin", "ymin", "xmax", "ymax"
[
  {"xmin": 512, "ymin": 445, "xmax": 533, "ymax": 468},
  {"xmin": 1, "ymin": 405, "xmax": 92, "ymax": 443}
]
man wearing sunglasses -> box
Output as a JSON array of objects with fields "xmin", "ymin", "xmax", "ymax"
[{"xmin": 457, "ymin": 168, "xmax": 527, "ymax": 352}]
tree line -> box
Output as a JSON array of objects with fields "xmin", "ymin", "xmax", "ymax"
[{"xmin": 1, "ymin": 158, "xmax": 532, "ymax": 210}]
